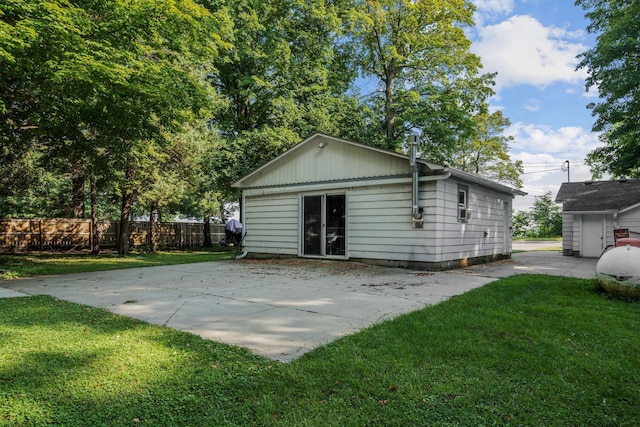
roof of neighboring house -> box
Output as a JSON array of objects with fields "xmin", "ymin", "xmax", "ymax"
[{"xmin": 555, "ymin": 179, "xmax": 640, "ymax": 212}]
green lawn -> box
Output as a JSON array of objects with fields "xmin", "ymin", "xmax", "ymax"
[
  {"xmin": 514, "ymin": 237, "xmax": 563, "ymax": 241},
  {"xmin": 1, "ymin": 275, "xmax": 639, "ymax": 426},
  {"xmin": 0, "ymin": 249, "xmax": 234, "ymax": 280}
]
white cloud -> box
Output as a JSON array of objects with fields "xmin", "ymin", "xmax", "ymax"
[
  {"xmin": 472, "ymin": 15, "xmax": 588, "ymax": 90},
  {"xmin": 468, "ymin": 2, "xmax": 600, "ymax": 211},
  {"xmin": 508, "ymin": 122, "xmax": 599, "ymax": 155},
  {"xmin": 472, "ymin": 0, "xmax": 514, "ymax": 26},
  {"xmin": 523, "ymin": 98, "xmax": 540, "ymax": 111},
  {"xmin": 473, "ymin": 0, "xmax": 514, "ymax": 14},
  {"xmin": 512, "ymin": 156, "xmax": 594, "ymax": 212},
  {"xmin": 508, "ymin": 123, "xmax": 603, "ymax": 211},
  {"xmin": 583, "ymin": 86, "xmax": 600, "ymax": 98}
]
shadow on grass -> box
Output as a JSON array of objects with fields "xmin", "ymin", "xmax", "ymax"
[
  {"xmin": 1, "ymin": 296, "xmax": 273, "ymax": 425},
  {"xmin": 2, "ymin": 276, "xmax": 640, "ymax": 426},
  {"xmin": 0, "ymin": 249, "xmax": 234, "ymax": 280}
]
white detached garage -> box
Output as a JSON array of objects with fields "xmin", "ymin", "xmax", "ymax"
[
  {"xmin": 556, "ymin": 179, "xmax": 640, "ymax": 257},
  {"xmin": 233, "ymin": 134, "xmax": 525, "ymax": 270}
]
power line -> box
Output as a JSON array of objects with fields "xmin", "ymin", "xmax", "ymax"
[
  {"xmin": 520, "ymin": 168, "xmax": 564, "ymax": 175},
  {"xmin": 520, "ymin": 162, "xmax": 587, "ymax": 167},
  {"xmin": 521, "ymin": 164, "xmax": 570, "ymax": 167}
]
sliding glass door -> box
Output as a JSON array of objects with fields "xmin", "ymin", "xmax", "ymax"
[
  {"xmin": 302, "ymin": 194, "xmax": 346, "ymax": 257},
  {"xmin": 303, "ymin": 195, "xmax": 322, "ymax": 256}
]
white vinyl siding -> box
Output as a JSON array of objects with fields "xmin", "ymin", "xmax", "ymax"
[
  {"xmin": 605, "ymin": 214, "xmax": 616, "ymax": 248},
  {"xmin": 243, "ymin": 178, "xmax": 513, "ymax": 265},
  {"xmin": 346, "ymin": 179, "xmax": 510, "ymax": 263},
  {"xmin": 436, "ymin": 180, "xmax": 510, "ymax": 262},
  {"xmin": 243, "ymin": 194, "xmax": 299, "ymax": 255},
  {"xmin": 572, "ymin": 215, "xmax": 581, "ymax": 254},
  {"xmin": 617, "ymin": 206, "xmax": 640, "ymax": 240},
  {"xmin": 562, "ymin": 213, "xmax": 574, "ymax": 253},
  {"xmin": 347, "ymin": 182, "xmax": 437, "ymax": 262},
  {"xmin": 240, "ymin": 135, "xmax": 413, "ymax": 188}
]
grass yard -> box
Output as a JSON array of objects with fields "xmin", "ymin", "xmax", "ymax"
[
  {"xmin": 1, "ymin": 274, "xmax": 639, "ymax": 426},
  {"xmin": 0, "ymin": 249, "xmax": 234, "ymax": 280},
  {"xmin": 515, "ymin": 237, "xmax": 563, "ymax": 241}
]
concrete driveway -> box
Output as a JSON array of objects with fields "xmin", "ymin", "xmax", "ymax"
[{"xmin": 0, "ymin": 252, "xmax": 596, "ymax": 362}]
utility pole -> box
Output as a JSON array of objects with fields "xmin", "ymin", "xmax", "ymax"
[{"xmin": 562, "ymin": 160, "xmax": 570, "ymax": 182}]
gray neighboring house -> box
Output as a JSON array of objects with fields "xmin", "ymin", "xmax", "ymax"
[
  {"xmin": 555, "ymin": 179, "xmax": 640, "ymax": 257},
  {"xmin": 233, "ymin": 133, "xmax": 525, "ymax": 270}
]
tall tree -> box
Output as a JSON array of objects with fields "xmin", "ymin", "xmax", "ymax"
[
  {"xmin": 444, "ymin": 111, "xmax": 524, "ymax": 188},
  {"xmin": 1, "ymin": 0, "xmax": 231, "ymax": 254},
  {"xmin": 169, "ymin": 125, "xmax": 226, "ymax": 246},
  {"xmin": 210, "ymin": 0, "xmax": 357, "ymax": 200},
  {"xmin": 134, "ymin": 127, "xmax": 214, "ymax": 251},
  {"xmin": 346, "ymin": 0, "xmax": 490, "ymax": 148},
  {"xmin": 530, "ymin": 192, "xmax": 562, "ymax": 238},
  {"xmin": 576, "ymin": 0, "xmax": 640, "ymax": 178},
  {"xmin": 512, "ymin": 211, "xmax": 532, "ymax": 238},
  {"xmin": 0, "ymin": 156, "xmax": 73, "ymax": 218}
]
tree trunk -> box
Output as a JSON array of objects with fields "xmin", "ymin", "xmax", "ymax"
[
  {"xmin": 117, "ymin": 168, "xmax": 135, "ymax": 256},
  {"xmin": 90, "ymin": 174, "xmax": 100, "ymax": 255},
  {"xmin": 72, "ymin": 172, "xmax": 86, "ymax": 218},
  {"xmin": 383, "ymin": 64, "xmax": 396, "ymax": 142},
  {"xmin": 219, "ymin": 203, "xmax": 227, "ymax": 224},
  {"xmin": 203, "ymin": 215, "xmax": 212, "ymax": 247},
  {"xmin": 148, "ymin": 201, "xmax": 158, "ymax": 252}
]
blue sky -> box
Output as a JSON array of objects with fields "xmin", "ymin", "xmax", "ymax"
[{"xmin": 468, "ymin": 0, "xmax": 601, "ymax": 211}]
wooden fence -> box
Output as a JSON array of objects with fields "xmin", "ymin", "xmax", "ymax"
[{"xmin": 0, "ymin": 219, "xmax": 226, "ymax": 251}]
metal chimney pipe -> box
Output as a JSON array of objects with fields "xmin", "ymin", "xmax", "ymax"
[{"xmin": 408, "ymin": 134, "xmax": 421, "ymax": 219}]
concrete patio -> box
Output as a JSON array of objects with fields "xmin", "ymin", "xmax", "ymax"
[{"xmin": 0, "ymin": 250, "xmax": 597, "ymax": 362}]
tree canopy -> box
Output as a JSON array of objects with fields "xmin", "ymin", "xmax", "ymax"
[
  {"xmin": 209, "ymin": 0, "xmax": 359, "ymax": 199},
  {"xmin": 530, "ymin": 192, "xmax": 562, "ymax": 238},
  {"xmin": 346, "ymin": 0, "xmax": 493, "ymax": 149},
  {"xmin": 1, "ymin": 0, "xmax": 231, "ymax": 253},
  {"xmin": 444, "ymin": 111, "xmax": 523, "ymax": 188},
  {"xmin": 1, "ymin": 0, "xmax": 524, "ymax": 250},
  {"xmin": 576, "ymin": 0, "xmax": 640, "ymax": 178},
  {"xmin": 513, "ymin": 192, "xmax": 562, "ymax": 238}
]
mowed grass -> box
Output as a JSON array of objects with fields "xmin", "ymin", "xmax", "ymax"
[
  {"xmin": 1, "ymin": 275, "xmax": 639, "ymax": 426},
  {"xmin": 0, "ymin": 249, "xmax": 234, "ymax": 280},
  {"xmin": 512, "ymin": 238, "xmax": 562, "ymax": 252}
]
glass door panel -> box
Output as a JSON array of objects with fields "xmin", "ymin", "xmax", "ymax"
[
  {"xmin": 326, "ymin": 195, "xmax": 346, "ymax": 256},
  {"xmin": 303, "ymin": 195, "xmax": 322, "ymax": 256}
]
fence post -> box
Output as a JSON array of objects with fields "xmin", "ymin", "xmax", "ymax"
[
  {"xmin": 115, "ymin": 221, "xmax": 119, "ymax": 250},
  {"xmin": 89, "ymin": 219, "xmax": 93, "ymax": 250},
  {"xmin": 38, "ymin": 219, "xmax": 43, "ymax": 250}
]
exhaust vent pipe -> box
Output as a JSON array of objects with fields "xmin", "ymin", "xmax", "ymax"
[{"xmin": 408, "ymin": 134, "xmax": 423, "ymax": 228}]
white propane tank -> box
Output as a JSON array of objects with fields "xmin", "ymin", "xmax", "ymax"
[{"xmin": 596, "ymin": 244, "xmax": 640, "ymax": 298}]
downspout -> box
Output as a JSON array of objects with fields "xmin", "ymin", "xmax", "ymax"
[
  {"xmin": 408, "ymin": 134, "xmax": 423, "ymax": 227},
  {"xmin": 236, "ymin": 194, "xmax": 248, "ymax": 259}
]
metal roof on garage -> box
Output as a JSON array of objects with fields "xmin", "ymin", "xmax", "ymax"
[{"xmin": 233, "ymin": 133, "xmax": 526, "ymax": 197}]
